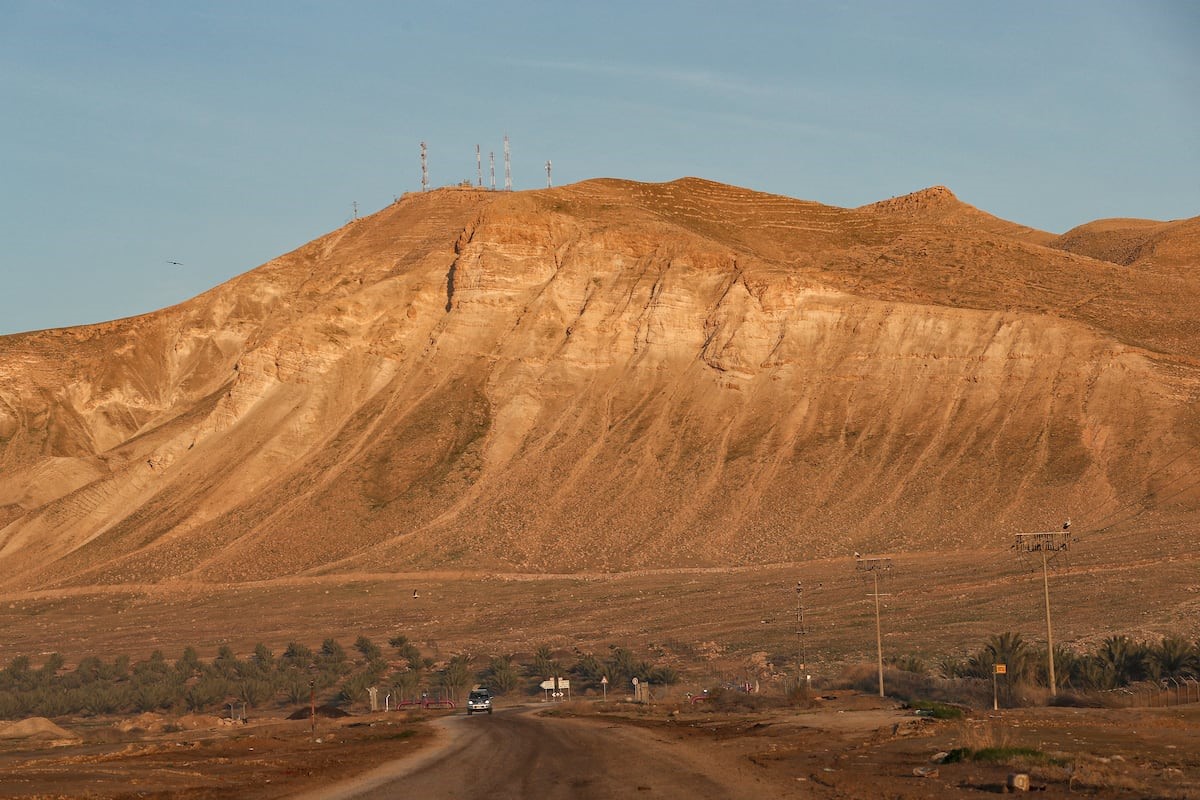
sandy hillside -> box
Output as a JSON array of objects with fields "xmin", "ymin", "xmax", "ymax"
[{"xmin": 0, "ymin": 178, "xmax": 1197, "ymax": 590}]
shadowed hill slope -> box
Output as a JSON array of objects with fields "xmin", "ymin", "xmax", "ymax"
[{"xmin": 0, "ymin": 179, "xmax": 1197, "ymax": 589}]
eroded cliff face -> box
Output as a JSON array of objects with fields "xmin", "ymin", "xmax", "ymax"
[{"xmin": 0, "ymin": 179, "xmax": 1197, "ymax": 588}]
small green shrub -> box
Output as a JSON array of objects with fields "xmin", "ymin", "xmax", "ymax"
[
  {"xmin": 972, "ymin": 746, "xmax": 1048, "ymax": 763},
  {"xmin": 943, "ymin": 746, "xmax": 1051, "ymax": 764},
  {"xmin": 908, "ymin": 699, "xmax": 965, "ymax": 719}
]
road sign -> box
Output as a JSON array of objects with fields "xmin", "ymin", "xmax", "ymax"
[
  {"xmin": 601, "ymin": 676, "xmax": 608, "ymax": 685},
  {"xmin": 632, "ymin": 677, "xmax": 639, "ymax": 686},
  {"xmin": 995, "ymin": 664, "xmax": 1007, "ymax": 675},
  {"xmin": 540, "ymin": 680, "xmax": 556, "ymax": 690}
]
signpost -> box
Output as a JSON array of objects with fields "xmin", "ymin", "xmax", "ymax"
[
  {"xmin": 539, "ymin": 677, "xmax": 571, "ymax": 702},
  {"xmin": 601, "ymin": 675, "xmax": 608, "ymax": 702},
  {"xmin": 993, "ymin": 663, "xmax": 1007, "ymax": 710}
]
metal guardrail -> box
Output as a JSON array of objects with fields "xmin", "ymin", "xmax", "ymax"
[{"xmin": 394, "ymin": 698, "xmax": 457, "ymax": 709}]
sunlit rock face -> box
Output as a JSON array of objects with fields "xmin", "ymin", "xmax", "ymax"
[{"xmin": 1, "ymin": 178, "xmax": 1197, "ymax": 588}]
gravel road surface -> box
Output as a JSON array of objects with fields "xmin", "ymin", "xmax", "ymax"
[{"xmin": 304, "ymin": 707, "xmax": 786, "ymax": 800}]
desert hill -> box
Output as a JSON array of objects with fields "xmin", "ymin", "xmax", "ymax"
[
  {"xmin": 1051, "ymin": 215, "xmax": 1200, "ymax": 271},
  {"xmin": 0, "ymin": 178, "xmax": 1198, "ymax": 590},
  {"xmin": 857, "ymin": 184, "xmax": 1057, "ymax": 246}
]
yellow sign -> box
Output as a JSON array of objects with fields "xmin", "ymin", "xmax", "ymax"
[{"xmin": 994, "ymin": 664, "xmax": 1007, "ymax": 674}]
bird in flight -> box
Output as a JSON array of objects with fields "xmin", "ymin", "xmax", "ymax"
[{"xmin": 166, "ymin": 260, "xmax": 184, "ymax": 266}]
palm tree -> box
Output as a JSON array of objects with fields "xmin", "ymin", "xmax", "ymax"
[
  {"xmin": 1150, "ymin": 635, "xmax": 1197, "ymax": 680},
  {"xmin": 969, "ymin": 632, "xmax": 1032, "ymax": 682},
  {"xmin": 1033, "ymin": 645, "xmax": 1082, "ymax": 690},
  {"xmin": 437, "ymin": 653, "xmax": 474, "ymax": 704},
  {"xmin": 532, "ymin": 646, "xmax": 557, "ymax": 680},
  {"xmin": 485, "ymin": 655, "xmax": 520, "ymax": 695},
  {"xmin": 1095, "ymin": 635, "xmax": 1150, "ymax": 688},
  {"xmin": 1074, "ymin": 655, "xmax": 1108, "ymax": 691}
]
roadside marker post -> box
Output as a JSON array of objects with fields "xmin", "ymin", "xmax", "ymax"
[{"xmin": 993, "ymin": 663, "xmax": 1007, "ymax": 710}]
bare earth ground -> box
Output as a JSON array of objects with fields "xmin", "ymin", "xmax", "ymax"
[
  {"xmin": 0, "ymin": 529, "xmax": 1196, "ymax": 672},
  {"xmin": 0, "ymin": 696, "xmax": 1197, "ymax": 799},
  {"xmin": 0, "ymin": 532, "xmax": 1196, "ymax": 797}
]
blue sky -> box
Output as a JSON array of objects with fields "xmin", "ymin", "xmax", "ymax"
[{"xmin": 1, "ymin": 1, "xmax": 1197, "ymax": 335}]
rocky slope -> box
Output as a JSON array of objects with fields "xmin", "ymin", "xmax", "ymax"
[{"xmin": 0, "ymin": 178, "xmax": 1197, "ymax": 589}]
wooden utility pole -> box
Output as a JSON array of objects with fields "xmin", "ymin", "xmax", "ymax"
[
  {"xmin": 1015, "ymin": 529, "xmax": 1074, "ymax": 698},
  {"xmin": 855, "ymin": 556, "xmax": 893, "ymax": 698}
]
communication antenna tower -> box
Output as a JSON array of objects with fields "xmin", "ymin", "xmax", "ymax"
[
  {"xmin": 546, "ymin": 159, "xmax": 552, "ymax": 188},
  {"xmin": 476, "ymin": 145, "xmax": 482, "ymax": 187},
  {"xmin": 503, "ymin": 134, "xmax": 512, "ymax": 191},
  {"xmin": 489, "ymin": 151, "xmax": 496, "ymax": 190},
  {"xmin": 854, "ymin": 555, "xmax": 894, "ymax": 698},
  {"xmin": 352, "ymin": 201, "xmax": 358, "ymax": 221},
  {"xmin": 1014, "ymin": 525, "xmax": 1077, "ymax": 697},
  {"xmin": 420, "ymin": 141, "xmax": 428, "ymax": 192}
]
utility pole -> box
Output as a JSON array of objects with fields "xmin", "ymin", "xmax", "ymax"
[
  {"xmin": 855, "ymin": 556, "xmax": 893, "ymax": 698},
  {"xmin": 1014, "ymin": 528, "xmax": 1074, "ymax": 697}
]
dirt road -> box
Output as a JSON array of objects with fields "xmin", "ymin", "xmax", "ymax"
[{"xmin": 302, "ymin": 707, "xmax": 794, "ymax": 800}]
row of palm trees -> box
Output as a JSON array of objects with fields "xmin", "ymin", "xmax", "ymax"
[{"xmin": 935, "ymin": 632, "xmax": 1199, "ymax": 691}]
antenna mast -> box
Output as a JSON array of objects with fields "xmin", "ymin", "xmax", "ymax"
[
  {"xmin": 420, "ymin": 141, "xmax": 428, "ymax": 192},
  {"xmin": 795, "ymin": 581, "xmax": 808, "ymax": 686},
  {"xmin": 503, "ymin": 134, "xmax": 512, "ymax": 191},
  {"xmin": 476, "ymin": 145, "xmax": 482, "ymax": 187},
  {"xmin": 546, "ymin": 159, "xmax": 552, "ymax": 188},
  {"xmin": 489, "ymin": 151, "xmax": 496, "ymax": 190}
]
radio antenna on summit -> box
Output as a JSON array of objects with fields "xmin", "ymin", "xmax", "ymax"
[
  {"xmin": 475, "ymin": 145, "xmax": 482, "ymax": 187},
  {"xmin": 503, "ymin": 134, "xmax": 512, "ymax": 191},
  {"xmin": 546, "ymin": 159, "xmax": 552, "ymax": 188},
  {"xmin": 420, "ymin": 141, "xmax": 428, "ymax": 192},
  {"xmin": 489, "ymin": 151, "xmax": 496, "ymax": 190}
]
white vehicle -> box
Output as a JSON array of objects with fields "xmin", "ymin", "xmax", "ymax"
[{"xmin": 466, "ymin": 688, "xmax": 493, "ymax": 715}]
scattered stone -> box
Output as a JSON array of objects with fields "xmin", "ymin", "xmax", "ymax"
[
  {"xmin": 913, "ymin": 766, "xmax": 939, "ymax": 778},
  {"xmin": 1006, "ymin": 772, "xmax": 1030, "ymax": 792},
  {"xmin": 931, "ymin": 751, "xmax": 950, "ymax": 763}
]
